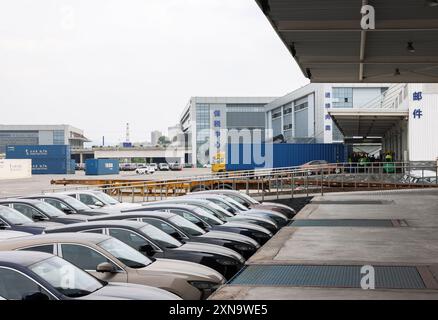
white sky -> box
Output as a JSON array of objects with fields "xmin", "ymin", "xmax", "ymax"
[{"xmin": 0, "ymin": 0, "xmax": 308, "ymax": 145}]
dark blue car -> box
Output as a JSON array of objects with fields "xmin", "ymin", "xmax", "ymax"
[{"xmin": 0, "ymin": 205, "xmax": 61, "ymax": 234}]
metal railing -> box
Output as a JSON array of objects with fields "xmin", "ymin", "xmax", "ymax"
[{"xmin": 40, "ymin": 161, "xmax": 438, "ymax": 203}]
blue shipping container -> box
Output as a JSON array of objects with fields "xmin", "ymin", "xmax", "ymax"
[
  {"xmin": 68, "ymin": 159, "xmax": 76, "ymax": 174},
  {"xmin": 85, "ymin": 159, "xmax": 119, "ymax": 175},
  {"xmin": 6, "ymin": 145, "xmax": 71, "ymax": 159},
  {"xmin": 31, "ymin": 158, "xmax": 70, "ymax": 175},
  {"xmin": 226, "ymin": 143, "xmax": 345, "ymax": 171}
]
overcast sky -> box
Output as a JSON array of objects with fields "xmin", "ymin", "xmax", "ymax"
[{"xmin": 0, "ymin": 0, "xmax": 308, "ymax": 145}]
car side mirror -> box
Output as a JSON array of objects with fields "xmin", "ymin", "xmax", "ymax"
[
  {"xmin": 96, "ymin": 262, "xmax": 116, "ymax": 273},
  {"xmin": 22, "ymin": 292, "xmax": 50, "ymax": 300},
  {"xmin": 32, "ymin": 214, "xmax": 47, "ymax": 221},
  {"xmin": 0, "ymin": 221, "xmax": 8, "ymax": 229},
  {"xmin": 171, "ymin": 232, "xmax": 183, "ymax": 241},
  {"xmin": 62, "ymin": 208, "xmax": 75, "ymax": 214},
  {"xmin": 195, "ymin": 221, "xmax": 207, "ymax": 230},
  {"xmin": 139, "ymin": 244, "xmax": 155, "ymax": 256},
  {"xmin": 95, "ymin": 201, "xmax": 105, "ymax": 207}
]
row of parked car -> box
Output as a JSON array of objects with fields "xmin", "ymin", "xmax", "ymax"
[{"xmin": 0, "ymin": 189, "xmax": 296, "ymax": 300}]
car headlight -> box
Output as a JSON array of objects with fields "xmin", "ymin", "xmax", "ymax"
[
  {"xmin": 216, "ymin": 258, "xmax": 239, "ymax": 266},
  {"xmin": 189, "ymin": 281, "xmax": 218, "ymax": 290},
  {"xmin": 235, "ymin": 244, "xmax": 253, "ymax": 251}
]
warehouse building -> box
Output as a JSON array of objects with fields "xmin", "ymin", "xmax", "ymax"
[
  {"xmin": 0, "ymin": 124, "xmax": 90, "ymax": 154},
  {"xmin": 180, "ymin": 97, "xmax": 277, "ymax": 167},
  {"xmin": 265, "ymin": 83, "xmax": 390, "ymax": 144}
]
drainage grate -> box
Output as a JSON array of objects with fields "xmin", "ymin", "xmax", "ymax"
[
  {"xmin": 289, "ymin": 219, "xmax": 395, "ymax": 227},
  {"xmin": 311, "ymin": 200, "xmax": 392, "ymax": 205},
  {"xmin": 229, "ymin": 265, "xmax": 426, "ymax": 289}
]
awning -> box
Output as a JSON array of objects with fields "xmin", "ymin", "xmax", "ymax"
[
  {"xmin": 255, "ymin": 0, "xmax": 438, "ymax": 82},
  {"xmin": 328, "ymin": 108, "xmax": 408, "ymax": 137}
]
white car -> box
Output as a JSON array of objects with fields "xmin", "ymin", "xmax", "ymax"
[
  {"xmin": 59, "ymin": 190, "xmax": 142, "ymax": 210},
  {"xmin": 135, "ymin": 166, "xmax": 155, "ymax": 175},
  {"xmin": 158, "ymin": 163, "xmax": 170, "ymax": 171},
  {"xmin": 0, "ymin": 230, "xmax": 32, "ymax": 240}
]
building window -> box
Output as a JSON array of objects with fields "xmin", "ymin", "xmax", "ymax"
[
  {"xmin": 226, "ymin": 104, "xmax": 265, "ymax": 112},
  {"xmin": 195, "ymin": 104, "xmax": 211, "ymax": 167},
  {"xmin": 272, "ymin": 107, "xmax": 282, "ymax": 119},
  {"xmin": 332, "ymin": 87, "xmax": 353, "ymax": 108},
  {"xmin": 53, "ymin": 130, "xmax": 65, "ymax": 144}
]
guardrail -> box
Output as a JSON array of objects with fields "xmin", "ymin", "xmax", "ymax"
[{"xmin": 43, "ymin": 162, "xmax": 438, "ymax": 203}]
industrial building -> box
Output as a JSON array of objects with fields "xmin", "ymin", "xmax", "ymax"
[
  {"xmin": 179, "ymin": 97, "xmax": 277, "ymax": 167},
  {"xmin": 265, "ymin": 83, "xmax": 390, "ymax": 145},
  {"xmin": 0, "ymin": 124, "xmax": 90, "ymax": 154}
]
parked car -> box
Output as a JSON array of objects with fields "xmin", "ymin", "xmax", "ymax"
[
  {"xmin": 0, "ymin": 199, "xmax": 88, "ymax": 224},
  {"xmin": 88, "ymin": 212, "xmax": 260, "ymax": 259},
  {"xmin": 120, "ymin": 163, "xmax": 137, "ymax": 171},
  {"xmin": 59, "ymin": 190, "xmax": 141, "ymax": 210},
  {"xmin": 23, "ymin": 194, "xmax": 114, "ymax": 216},
  {"xmin": 46, "ymin": 220, "xmax": 245, "ymax": 279},
  {"xmin": 0, "ymin": 206, "xmax": 61, "ymax": 235},
  {"xmin": 149, "ymin": 163, "xmax": 158, "ymax": 171},
  {"xmin": 158, "ymin": 163, "xmax": 170, "ymax": 171},
  {"xmin": 124, "ymin": 204, "xmax": 272, "ymax": 245},
  {"xmin": 0, "ymin": 233, "xmax": 225, "ymax": 300},
  {"xmin": 192, "ymin": 189, "xmax": 296, "ymax": 218},
  {"xmin": 0, "ymin": 230, "xmax": 32, "ymax": 240},
  {"xmin": 0, "ymin": 251, "xmax": 179, "ymax": 300},
  {"xmin": 184, "ymin": 194, "xmax": 289, "ymax": 227},
  {"xmin": 169, "ymin": 163, "xmax": 183, "ymax": 171},
  {"xmin": 136, "ymin": 165, "xmax": 155, "ymax": 175},
  {"xmin": 146, "ymin": 198, "xmax": 279, "ymax": 233}
]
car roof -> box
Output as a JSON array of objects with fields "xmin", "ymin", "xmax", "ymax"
[
  {"xmin": 0, "ymin": 198, "xmax": 41, "ymax": 205},
  {"xmin": 47, "ymin": 219, "xmax": 146, "ymax": 231},
  {"xmin": 140, "ymin": 204, "xmax": 197, "ymax": 210},
  {"xmin": 0, "ymin": 251, "xmax": 54, "ymax": 266},
  {"xmin": 90, "ymin": 211, "xmax": 176, "ymax": 220},
  {"xmin": 27, "ymin": 193, "xmax": 73, "ymax": 199},
  {"xmin": 0, "ymin": 232, "xmax": 111, "ymax": 249},
  {"xmin": 0, "ymin": 231, "xmax": 32, "ymax": 240},
  {"xmin": 56, "ymin": 190, "xmax": 98, "ymax": 196}
]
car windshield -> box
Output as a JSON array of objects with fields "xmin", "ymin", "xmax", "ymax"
[
  {"xmin": 196, "ymin": 204, "xmax": 228, "ymax": 222},
  {"xmin": 169, "ymin": 215, "xmax": 205, "ymax": 236},
  {"xmin": 91, "ymin": 192, "xmax": 119, "ymax": 205},
  {"xmin": 222, "ymin": 197, "xmax": 248, "ymax": 211},
  {"xmin": 227, "ymin": 194, "xmax": 250, "ymax": 206},
  {"xmin": 60, "ymin": 196, "xmax": 92, "ymax": 211},
  {"xmin": 193, "ymin": 207, "xmax": 223, "ymax": 225},
  {"xmin": 237, "ymin": 192, "xmax": 259, "ymax": 205},
  {"xmin": 29, "ymin": 256, "xmax": 104, "ymax": 298},
  {"xmin": 207, "ymin": 198, "xmax": 237, "ymax": 213},
  {"xmin": 140, "ymin": 225, "xmax": 182, "ymax": 249},
  {"xmin": 99, "ymin": 238, "xmax": 152, "ymax": 268},
  {"xmin": 34, "ymin": 202, "xmax": 66, "ymax": 217},
  {"xmin": 0, "ymin": 206, "xmax": 34, "ymax": 225}
]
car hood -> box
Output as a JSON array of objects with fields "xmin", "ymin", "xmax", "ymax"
[
  {"xmin": 223, "ymin": 221, "xmax": 272, "ymax": 235},
  {"xmin": 58, "ymin": 214, "xmax": 90, "ymax": 222},
  {"xmin": 111, "ymin": 203, "xmax": 143, "ymax": 209},
  {"xmin": 260, "ymin": 202, "xmax": 296, "ymax": 214},
  {"xmin": 232, "ymin": 213, "xmax": 278, "ymax": 226},
  {"xmin": 80, "ymin": 282, "xmax": 180, "ymax": 300},
  {"xmin": 143, "ymin": 258, "xmax": 225, "ymax": 283},
  {"xmin": 244, "ymin": 208, "xmax": 288, "ymax": 220},
  {"xmin": 177, "ymin": 242, "xmax": 245, "ymax": 263},
  {"xmin": 22, "ymin": 221, "xmax": 63, "ymax": 229},
  {"xmin": 201, "ymin": 231, "xmax": 260, "ymax": 248}
]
